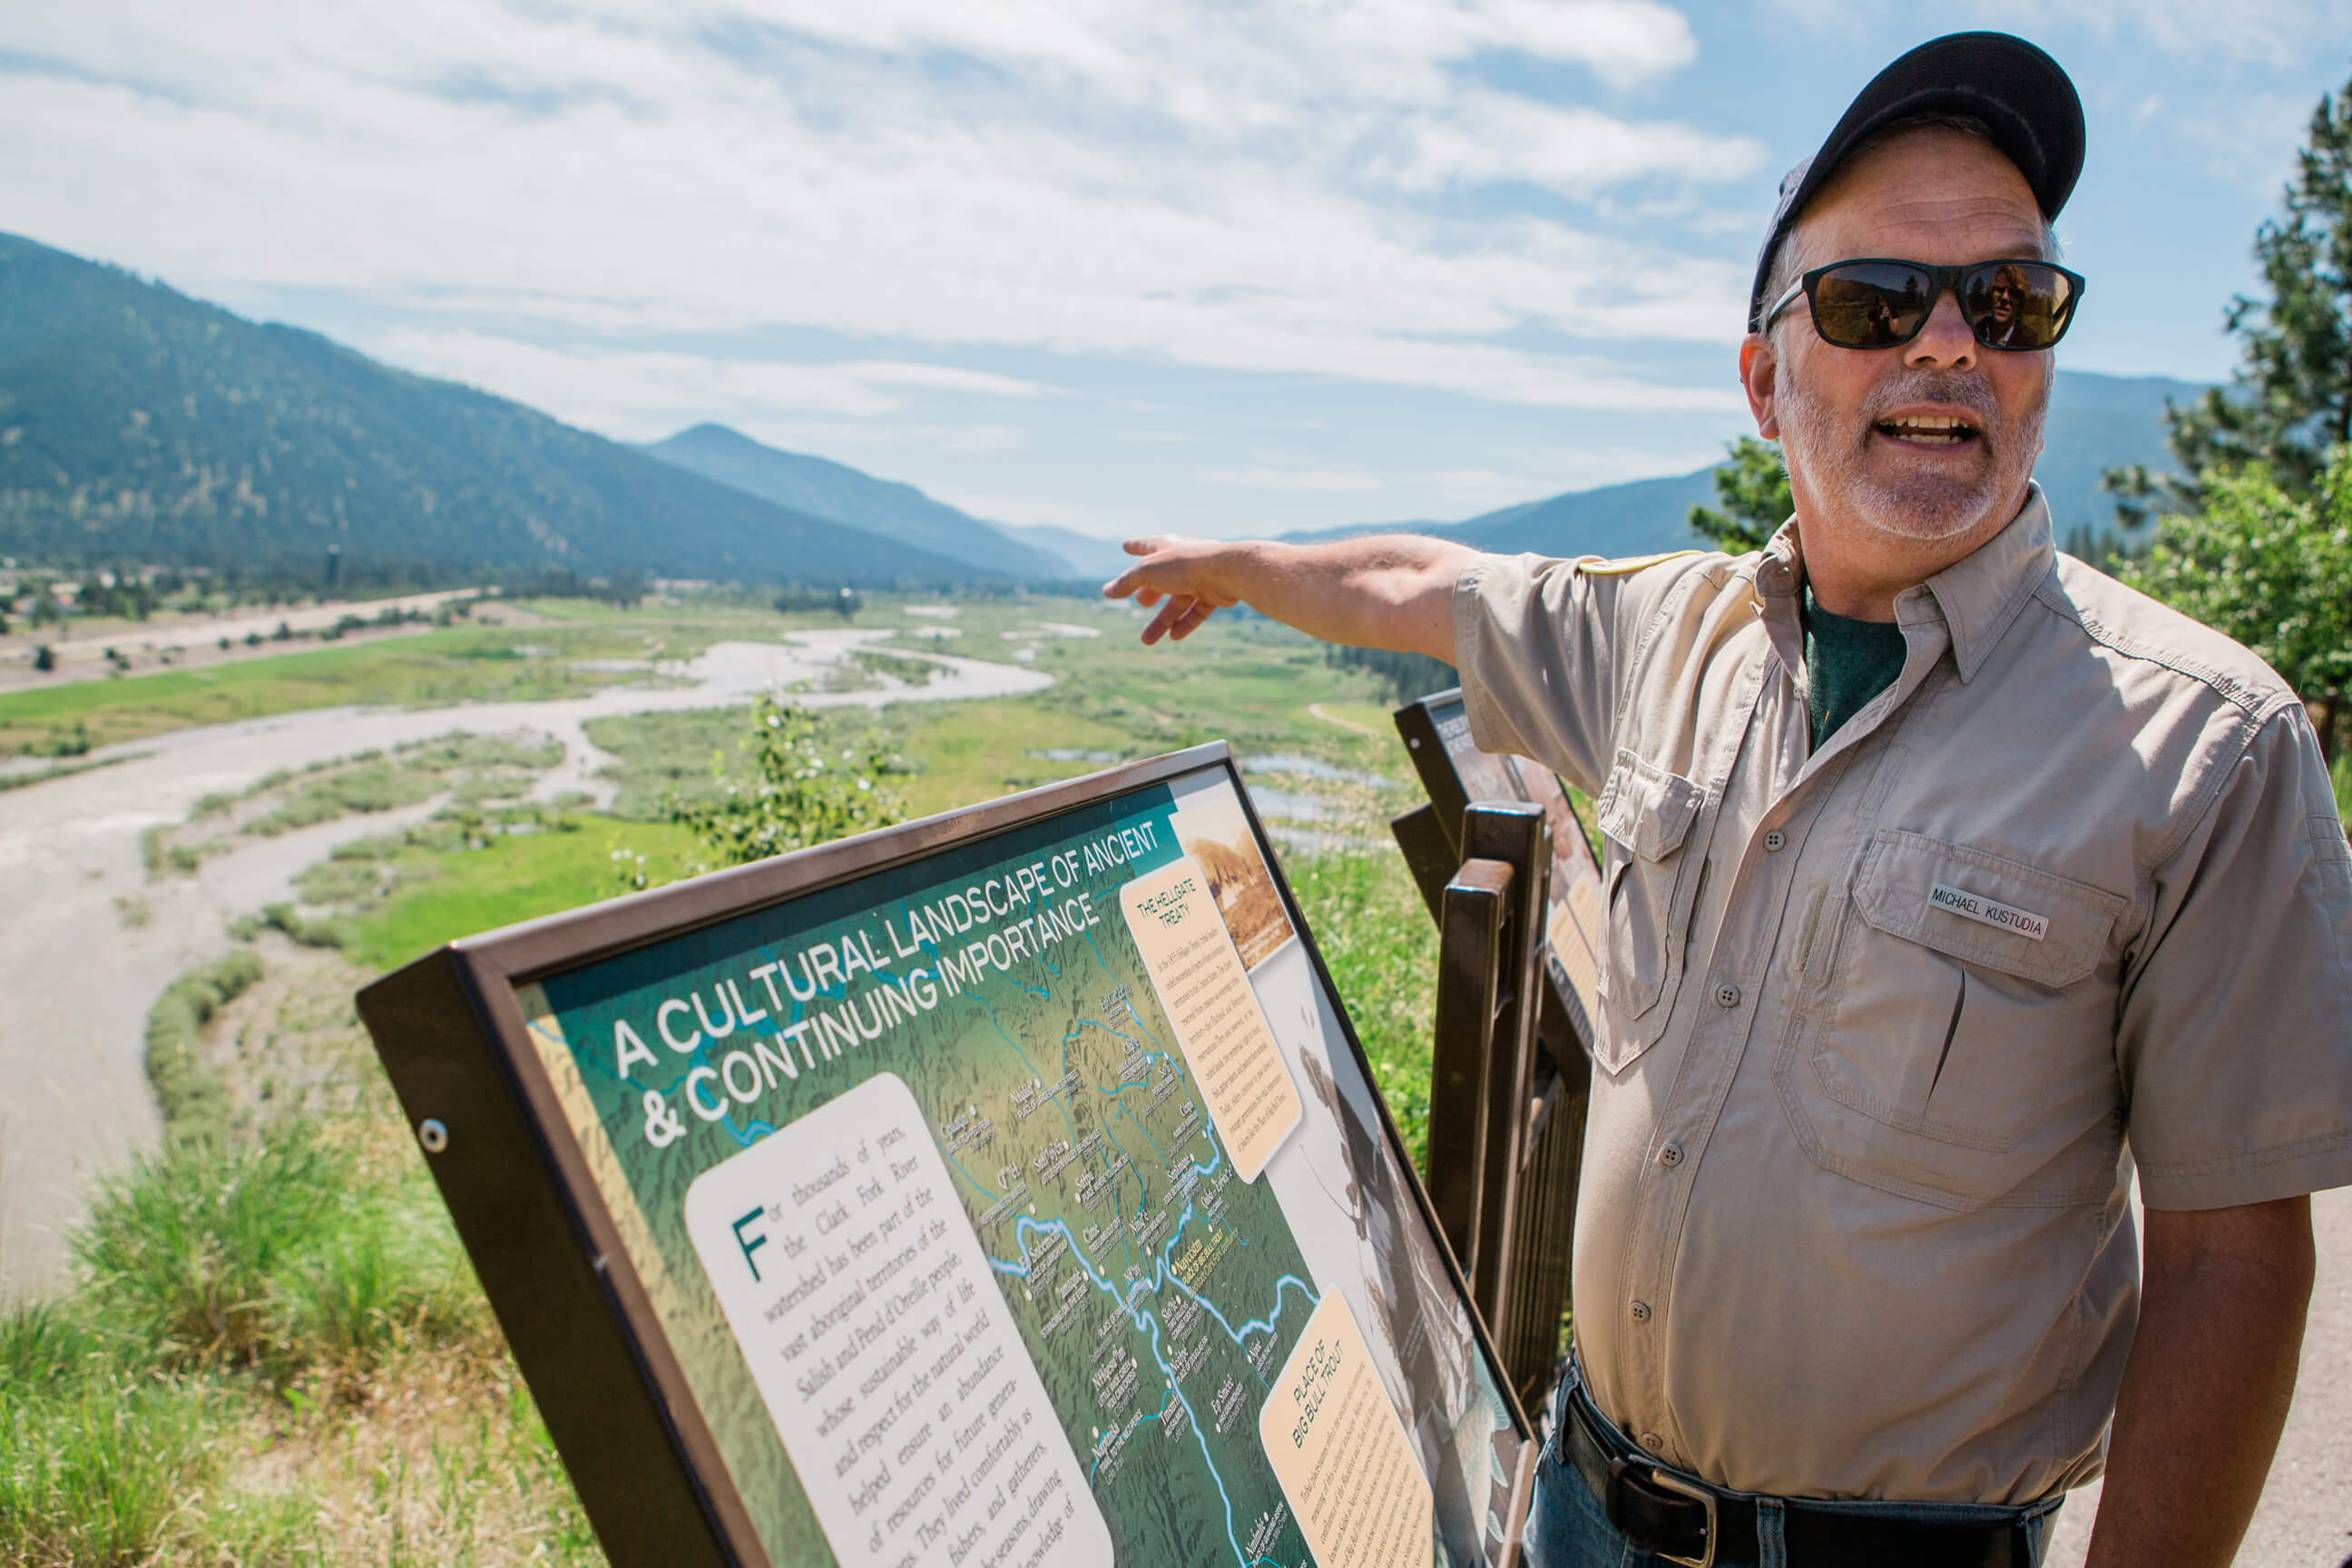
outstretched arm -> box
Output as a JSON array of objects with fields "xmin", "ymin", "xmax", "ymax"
[
  {"xmin": 1102, "ymin": 534, "xmax": 1474, "ymax": 659},
  {"xmin": 2083, "ymin": 1195, "xmax": 2312, "ymax": 1568}
]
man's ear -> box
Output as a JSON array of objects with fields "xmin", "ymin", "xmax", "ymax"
[{"xmin": 1740, "ymin": 334, "xmax": 1779, "ymax": 440}]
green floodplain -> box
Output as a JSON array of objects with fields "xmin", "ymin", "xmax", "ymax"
[
  {"xmin": 0, "ymin": 590, "xmax": 1452, "ymax": 1567},
  {"xmin": 8, "ymin": 587, "xmax": 2343, "ymax": 1565}
]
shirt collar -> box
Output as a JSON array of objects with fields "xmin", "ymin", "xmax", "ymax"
[
  {"xmin": 1753, "ymin": 485, "xmax": 2055, "ymax": 685},
  {"xmin": 1909, "ymin": 485, "xmax": 2056, "ymax": 682}
]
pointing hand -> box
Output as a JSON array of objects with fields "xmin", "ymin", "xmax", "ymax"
[{"xmin": 1102, "ymin": 535, "xmax": 1246, "ymax": 645}]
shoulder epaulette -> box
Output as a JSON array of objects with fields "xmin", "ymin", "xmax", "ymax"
[{"xmin": 1573, "ymin": 549, "xmax": 1703, "ymax": 577}]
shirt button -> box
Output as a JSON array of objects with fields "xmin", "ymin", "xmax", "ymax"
[
  {"xmin": 1642, "ymin": 1432, "xmax": 1665, "ymax": 1454},
  {"xmin": 1631, "ymin": 1300, "xmax": 1652, "ymax": 1323},
  {"xmin": 1763, "ymin": 828, "xmax": 1786, "ymax": 852},
  {"xmin": 1714, "ymin": 982, "xmax": 1741, "ymax": 1009},
  {"xmin": 1659, "ymin": 1142, "xmax": 1684, "ymax": 1168}
]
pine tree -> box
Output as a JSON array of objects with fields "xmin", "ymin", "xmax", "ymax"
[
  {"xmin": 2107, "ymin": 72, "xmax": 2352, "ymax": 520},
  {"xmin": 2106, "ymin": 71, "xmax": 2352, "ymax": 762},
  {"xmin": 1688, "ymin": 436, "xmax": 1792, "ymax": 554}
]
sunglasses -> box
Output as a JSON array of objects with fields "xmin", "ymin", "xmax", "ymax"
[{"xmin": 1763, "ymin": 258, "xmax": 2086, "ymax": 351}]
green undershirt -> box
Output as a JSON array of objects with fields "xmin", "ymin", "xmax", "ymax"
[{"xmin": 1800, "ymin": 589, "xmax": 1909, "ymax": 750}]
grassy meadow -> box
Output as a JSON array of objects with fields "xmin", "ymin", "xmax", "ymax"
[{"xmin": 2, "ymin": 590, "xmax": 1446, "ymax": 1567}]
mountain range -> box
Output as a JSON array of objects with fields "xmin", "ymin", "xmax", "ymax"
[
  {"xmin": 0, "ymin": 233, "xmax": 978, "ymax": 584},
  {"xmin": 0, "ymin": 230, "xmax": 2201, "ymax": 585},
  {"xmin": 1289, "ymin": 369, "xmax": 2200, "ymax": 559}
]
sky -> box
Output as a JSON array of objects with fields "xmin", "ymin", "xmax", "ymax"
[{"xmin": 3, "ymin": 1, "xmax": 2348, "ymax": 541}]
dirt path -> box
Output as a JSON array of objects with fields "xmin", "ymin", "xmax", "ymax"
[
  {"xmin": 0, "ymin": 632, "xmax": 1047, "ymax": 1295},
  {"xmin": 2042, "ymin": 1184, "xmax": 2351, "ymax": 1568},
  {"xmin": 1307, "ymin": 701, "xmax": 1379, "ymax": 739},
  {"xmin": 0, "ymin": 586, "xmax": 489, "ymax": 687}
]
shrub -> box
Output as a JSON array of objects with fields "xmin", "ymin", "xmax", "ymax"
[
  {"xmin": 271, "ymin": 1171, "xmax": 487, "ymax": 1385},
  {"xmin": 142, "ymin": 950, "xmax": 267, "ymax": 1139},
  {"xmin": 71, "ymin": 1121, "xmax": 486, "ymax": 1389},
  {"xmin": 245, "ymin": 761, "xmax": 442, "ymax": 837},
  {"xmin": 74, "ymin": 1128, "xmax": 346, "ymax": 1370},
  {"xmin": 2122, "ymin": 448, "xmax": 2352, "ymax": 764},
  {"xmin": 255, "ymin": 902, "xmax": 353, "ymax": 949},
  {"xmin": 662, "ymin": 695, "xmax": 906, "ymax": 870}
]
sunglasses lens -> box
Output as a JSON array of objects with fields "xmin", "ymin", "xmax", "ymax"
[
  {"xmin": 1961, "ymin": 263, "xmax": 2076, "ymax": 349},
  {"xmin": 1809, "ymin": 262, "xmax": 1935, "ymax": 348}
]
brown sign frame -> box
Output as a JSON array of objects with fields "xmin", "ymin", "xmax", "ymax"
[{"xmin": 357, "ymin": 740, "xmax": 1539, "ymax": 1568}]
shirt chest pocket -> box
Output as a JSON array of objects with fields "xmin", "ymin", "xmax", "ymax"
[
  {"xmin": 1778, "ymin": 829, "xmax": 2129, "ymax": 1209},
  {"xmin": 1592, "ymin": 749, "xmax": 1707, "ymax": 1072}
]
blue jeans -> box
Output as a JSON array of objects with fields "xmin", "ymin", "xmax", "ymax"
[{"xmin": 1522, "ymin": 1371, "xmax": 2063, "ymax": 1568}]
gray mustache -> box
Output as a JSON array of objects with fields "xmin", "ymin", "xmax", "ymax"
[{"xmin": 1862, "ymin": 372, "xmax": 2000, "ymax": 426}]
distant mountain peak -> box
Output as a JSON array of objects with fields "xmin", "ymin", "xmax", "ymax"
[{"xmin": 639, "ymin": 424, "xmax": 1073, "ymax": 579}]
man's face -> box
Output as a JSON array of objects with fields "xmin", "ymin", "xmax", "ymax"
[{"xmin": 1748, "ymin": 129, "xmax": 2053, "ymax": 552}]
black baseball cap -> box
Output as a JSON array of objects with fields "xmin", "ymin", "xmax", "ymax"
[{"xmin": 1748, "ymin": 32, "xmax": 2084, "ymax": 332}]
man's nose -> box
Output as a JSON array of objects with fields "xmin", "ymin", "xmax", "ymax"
[{"xmin": 1905, "ymin": 289, "xmax": 1977, "ymax": 369}]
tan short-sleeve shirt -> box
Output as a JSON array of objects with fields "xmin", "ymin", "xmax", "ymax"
[{"xmin": 1451, "ymin": 488, "xmax": 2352, "ymax": 1504}]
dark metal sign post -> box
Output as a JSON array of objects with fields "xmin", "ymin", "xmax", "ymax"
[{"xmin": 1393, "ymin": 692, "xmax": 1601, "ymax": 1408}]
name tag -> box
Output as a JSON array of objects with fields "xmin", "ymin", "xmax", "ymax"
[{"xmin": 1927, "ymin": 882, "xmax": 2048, "ymax": 942}]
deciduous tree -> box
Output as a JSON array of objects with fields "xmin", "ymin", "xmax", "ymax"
[{"xmin": 2122, "ymin": 446, "xmax": 2352, "ymax": 764}]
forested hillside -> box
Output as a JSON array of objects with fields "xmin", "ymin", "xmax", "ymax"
[{"xmin": 0, "ymin": 234, "xmax": 976, "ymax": 583}]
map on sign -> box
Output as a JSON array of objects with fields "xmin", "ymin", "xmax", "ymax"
[{"xmin": 514, "ymin": 767, "xmax": 1520, "ymax": 1568}]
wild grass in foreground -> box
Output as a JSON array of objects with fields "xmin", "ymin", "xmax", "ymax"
[{"xmin": 0, "ymin": 945, "xmax": 604, "ymax": 1568}]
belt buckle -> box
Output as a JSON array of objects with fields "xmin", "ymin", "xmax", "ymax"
[{"xmin": 1646, "ymin": 1468, "xmax": 1718, "ymax": 1568}]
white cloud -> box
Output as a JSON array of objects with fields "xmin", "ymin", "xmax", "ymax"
[
  {"xmin": 1199, "ymin": 464, "xmax": 1385, "ymax": 492},
  {"xmin": 362, "ymin": 330, "xmax": 921, "ymax": 429},
  {"xmin": 0, "ymin": 0, "xmax": 1762, "ymax": 435},
  {"xmin": 1382, "ymin": 94, "xmax": 1764, "ymax": 195},
  {"xmin": 1765, "ymin": 1, "xmax": 2352, "ymax": 75},
  {"xmin": 851, "ymin": 363, "xmax": 1053, "ymax": 397},
  {"xmin": 1986, "ymin": 0, "xmax": 2352, "ymax": 72},
  {"xmin": 747, "ymin": 420, "xmax": 1032, "ymax": 456}
]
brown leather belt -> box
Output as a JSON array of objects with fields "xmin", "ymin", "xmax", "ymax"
[{"xmin": 1557, "ymin": 1384, "xmax": 2038, "ymax": 1568}]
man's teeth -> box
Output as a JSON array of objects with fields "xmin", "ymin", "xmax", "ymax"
[{"xmin": 1878, "ymin": 416, "xmax": 1975, "ymax": 445}]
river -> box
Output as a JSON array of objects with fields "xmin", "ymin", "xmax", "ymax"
[{"xmin": 0, "ymin": 631, "xmax": 1049, "ymax": 1295}]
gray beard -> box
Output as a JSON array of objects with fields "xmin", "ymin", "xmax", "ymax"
[{"xmin": 1779, "ymin": 364, "xmax": 2046, "ymax": 544}]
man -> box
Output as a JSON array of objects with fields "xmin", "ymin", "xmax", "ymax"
[{"xmin": 1103, "ymin": 33, "xmax": 2351, "ymax": 1568}]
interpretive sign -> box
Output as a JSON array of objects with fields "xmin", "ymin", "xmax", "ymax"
[{"xmin": 357, "ymin": 742, "xmax": 1535, "ymax": 1568}]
